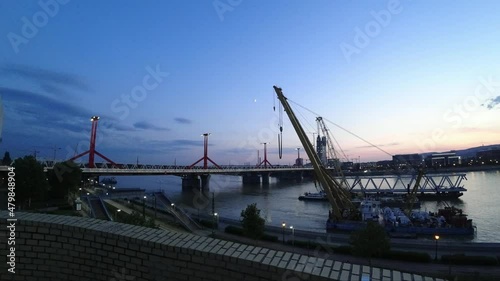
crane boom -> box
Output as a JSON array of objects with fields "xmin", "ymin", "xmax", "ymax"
[
  {"xmin": 404, "ymin": 168, "xmax": 424, "ymax": 216},
  {"xmin": 316, "ymin": 117, "xmax": 349, "ymax": 188},
  {"xmin": 273, "ymin": 86, "xmax": 353, "ymax": 220}
]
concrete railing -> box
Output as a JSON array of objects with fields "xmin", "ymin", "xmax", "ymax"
[{"xmin": 0, "ymin": 211, "xmax": 445, "ymax": 281}]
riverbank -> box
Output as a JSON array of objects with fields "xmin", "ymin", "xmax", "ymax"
[
  {"xmin": 344, "ymin": 165, "xmax": 500, "ymax": 176},
  {"xmin": 199, "ymin": 213, "xmax": 500, "ymax": 257}
]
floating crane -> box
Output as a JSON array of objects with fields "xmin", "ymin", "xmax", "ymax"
[
  {"xmin": 273, "ymin": 86, "xmax": 354, "ymax": 220},
  {"xmin": 315, "ymin": 116, "xmax": 350, "ymax": 187}
]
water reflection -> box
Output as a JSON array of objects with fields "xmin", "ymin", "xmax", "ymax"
[{"xmin": 114, "ymin": 171, "xmax": 500, "ymax": 242}]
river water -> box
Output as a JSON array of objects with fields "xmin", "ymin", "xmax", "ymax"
[{"xmin": 113, "ymin": 170, "xmax": 500, "ymax": 243}]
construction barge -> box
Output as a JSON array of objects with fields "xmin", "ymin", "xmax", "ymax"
[{"xmin": 273, "ymin": 85, "xmax": 475, "ymax": 238}]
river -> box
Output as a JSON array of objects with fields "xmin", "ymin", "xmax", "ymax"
[{"xmin": 113, "ymin": 170, "xmax": 500, "ymax": 243}]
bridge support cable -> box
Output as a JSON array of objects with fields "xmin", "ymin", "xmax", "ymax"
[{"xmin": 288, "ymin": 99, "xmax": 394, "ymax": 159}]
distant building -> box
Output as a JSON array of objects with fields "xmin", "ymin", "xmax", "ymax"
[
  {"xmin": 341, "ymin": 161, "xmax": 354, "ymax": 170},
  {"xmin": 327, "ymin": 158, "xmax": 340, "ymax": 168},
  {"xmin": 476, "ymin": 149, "xmax": 500, "ymax": 164},
  {"xmin": 392, "ymin": 154, "xmax": 422, "ymax": 167},
  {"xmin": 424, "ymin": 152, "xmax": 461, "ymax": 167},
  {"xmin": 376, "ymin": 160, "xmax": 393, "ymax": 169}
]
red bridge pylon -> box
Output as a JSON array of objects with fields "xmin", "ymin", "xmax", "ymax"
[
  {"xmin": 68, "ymin": 116, "xmax": 118, "ymax": 168},
  {"xmin": 188, "ymin": 133, "xmax": 221, "ymax": 169},
  {"xmin": 256, "ymin": 142, "xmax": 273, "ymax": 168}
]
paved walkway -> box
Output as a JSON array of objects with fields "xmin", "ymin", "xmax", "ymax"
[
  {"xmin": 103, "ymin": 199, "xmax": 188, "ymax": 233},
  {"xmin": 214, "ymin": 231, "xmax": 500, "ymax": 280}
]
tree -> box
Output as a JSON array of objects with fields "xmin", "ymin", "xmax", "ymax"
[
  {"xmin": 47, "ymin": 161, "xmax": 82, "ymax": 199},
  {"xmin": 118, "ymin": 211, "xmax": 157, "ymax": 229},
  {"xmin": 2, "ymin": 151, "xmax": 12, "ymax": 165},
  {"xmin": 349, "ymin": 221, "xmax": 390, "ymax": 264},
  {"xmin": 240, "ymin": 203, "xmax": 265, "ymax": 240},
  {"xmin": 13, "ymin": 155, "xmax": 49, "ymax": 208}
]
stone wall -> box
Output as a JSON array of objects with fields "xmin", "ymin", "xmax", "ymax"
[{"xmin": 0, "ymin": 212, "xmax": 442, "ymax": 281}]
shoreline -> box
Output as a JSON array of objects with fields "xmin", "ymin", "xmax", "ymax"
[{"xmin": 343, "ymin": 165, "xmax": 500, "ymax": 176}]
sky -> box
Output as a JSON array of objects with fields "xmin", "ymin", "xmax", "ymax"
[{"xmin": 0, "ymin": 0, "xmax": 499, "ymax": 165}]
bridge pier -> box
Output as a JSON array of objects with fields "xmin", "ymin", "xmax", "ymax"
[
  {"xmin": 182, "ymin": 175, "xmax": 201, "ymax": 190},
  {"xmin": 200, "ymin": 174, "xmax": 210, "ymax": 190},
  {"xmin": 276, "ymin": 171, "xmax": 303, "ymax": 183},
  {"xmin": 242, "ymin": 174, "xmax": 260, "ymax": 185},
  {"xmin": 261, "ymin": 173, "xmax": 270, "ymax": 184}
]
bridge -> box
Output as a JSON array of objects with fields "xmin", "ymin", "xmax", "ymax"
[
  {"xmin": 3, "ymin": 115, "xmax": 468, "ymax": 194},
  {"xmin": 0, "ymin": 161, "xmax": 467, "ymax": 195}
]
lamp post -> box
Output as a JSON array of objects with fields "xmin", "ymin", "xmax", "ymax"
[
  {"xmin": 143, "ymin": 195, "xmax": 147, "ymax": 219},
  {"xmin": 115, "ymin": 209, "xmax": 121, "ymax": 221},
  {"xmin": 171, "ymin": 203, "xmax": 175, "ymax": 211},
  {"xmin": 290, "ymin": 226, "xmax": 294, "ymax": 246},
  {"xmin": 434, "ymin": 235, "xmax": 440, "ymax": 261},
  {"xmin": 282, "ymin": 222, "xmax": 286, "ymax": 244},
  {"xmin": 212, "ymin": 212, "xmax": 218, "ymax": 235},
  {"xmin": 153, "ymin": 194, "xmax": 157, "ymax": 219}
]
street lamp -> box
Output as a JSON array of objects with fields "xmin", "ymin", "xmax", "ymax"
[
  {"xmin": 434, "ymin": 235, "xmax": 440, "ymax": 261},
  {"xmin": 290, "ymin": 226, "xmax": 294, "ymax": 246},
  {"xmin": 115, "ymin": 209, "xmax": 121, "ymax": 221},
  {"xmin": 143, "ymin": 195, "xmax": 147, "ymax": 219},
  {"xmin": 212, "ymin": 212, "xmax": 218, "ymax": 235},
  {"xmin": 282, "ymin": 222, "xmax": 286, "ymax": 244},
  {"xmin": 171, "ymin": 203, "xmax": 175, "ymax": 210},
  {"xmin": 153, "ymin": 194, "xmax": 157, "ymax": 219}
]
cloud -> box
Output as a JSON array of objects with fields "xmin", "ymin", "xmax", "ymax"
[
  {"xmin": 0, "ymin": 87, "xmax": 138, "ymax": 149},
  {"xmin": 355, "ymin": 142, "xmax": 400, "ymax": 149},
  {"xmin": 167, "ymin": 139, "xmax": 205, "ymax": 147},
  {"xmin": 483, "ymin": 96, "xmax": 500, "ymax": 109},
  {"xmin": 133, "ymin": 121, "xmax": 169, "ymax": 131},
  {"xmin": 174, "ymin": 117, "xmax": 192, "ymax": 124},
  {"xmin": 100, "ymin": 120, "xmax": 134, "ymax": 132},
  {"xmin": 0, "ymin": 87, "xmax": 90, "ymax": 120},
  {"xmin": 39, "ymin": 83, "xmax": 66, "ymax": 96},
  {"xmin": 1, "ymin": 64, "xmax": 91, "ymax": 93}
]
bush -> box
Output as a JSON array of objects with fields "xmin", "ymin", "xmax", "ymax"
[
  {"xmin": 198, "ymin": 219, "xmax": 218, "ymax": 228},
  {"xmin": 261, "ymin": 234, "xmax": 278, "ymax": 242},
  {"xmin": 286, "ymin": 240, "xmax": 318, "ymax": 249},
  {"xmin": 350, "ymin": 221, "xmax": 390, "ymax": 258},
  {"xmin": 333, "ymin": 245, "xmax": 352, "ymax": 255},
  {"xmin": 441, "ymin": 254, "xmax": 498, "ymax": 266},
  {"xmin": 240, "ymin": 203, "xmax": 265, "ymax": 239},
  {"xmin": 383, "ymin": 250, "xmax": 431, "ymax": 263},
  {"xmin": 225, "ymin": 225, "xmax": 244, "ymax": 236}
]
